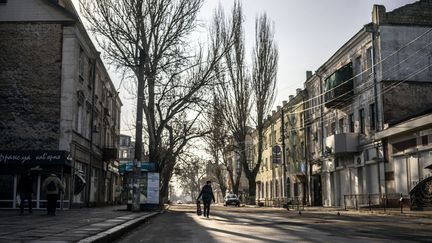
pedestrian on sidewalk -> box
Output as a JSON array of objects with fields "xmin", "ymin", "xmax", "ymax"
[
  {"xmin": 42, "ymin": 173, "xmax": 65, "ymax": 216},
  {"xmin": 197, "ymin": 180, "xmax": 215, "ymax": 218},
  {"xmin": 17, "ymin": 171, "xmax": 33, "ymax": 215}
]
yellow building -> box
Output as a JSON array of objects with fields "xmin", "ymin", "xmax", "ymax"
[{"xmin": 255, "ymin": 89, "xmax": 306, "ymax": 206}]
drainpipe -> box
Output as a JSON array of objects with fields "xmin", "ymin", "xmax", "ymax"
[
  {"xmin": 315, "ymin": 73, "xmax": 325, "ymax": 156},
  {"xmin": 281, "ymin": 106, "xmax": 287, "ymax": 203},
  {"xmin": 366, "ymin": 24, "xmax": 383, "ymax": 196},
  {"xmin": 86, "ymin": 52, "xmax": 99, "ymax": 207}
]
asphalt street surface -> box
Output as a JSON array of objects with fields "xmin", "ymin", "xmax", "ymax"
[{"xmin": 116, "ymin": 205, "xmax": 432, "ymax": 243}]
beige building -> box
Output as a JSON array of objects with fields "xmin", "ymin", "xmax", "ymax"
[{"xmin": 255, "ymin": 90, "xmax": 306, "ymax": 206}]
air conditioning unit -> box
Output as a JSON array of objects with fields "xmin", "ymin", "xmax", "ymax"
[{"xmin": 355, "ymin": 155, "xmax": 363, "ymax": 165}]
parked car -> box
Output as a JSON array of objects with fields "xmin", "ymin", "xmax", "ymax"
[{"xmin": 224, "ymin": 194, "xmax": 240, "ymax": 207}]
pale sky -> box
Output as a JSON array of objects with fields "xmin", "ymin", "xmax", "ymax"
[
  {"xmin": 73, "ymin": 0, "xmax": 417, "ymax": 136},
  {"xmin": 199, "ymin": 0, "xmax": 417, "ymax": 106}
]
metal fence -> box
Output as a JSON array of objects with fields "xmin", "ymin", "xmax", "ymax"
[
  {"xmin": 257, "ymin": 196, "xmax": 306, "ymax": 210},
  {"xmin": 343, "ymin": 193, "xmax": 409, "ymax": 211}
]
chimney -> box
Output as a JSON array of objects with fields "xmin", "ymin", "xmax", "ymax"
[
  {"xmin": 306, "ymin": 71, "xmax": 313, "ymax": 80},
  {"xmin": 282, "ymin": 100, "xmax": 287, "ymax": 106},
  {"xmin": 296, "ymin": 88, "xmax": 302, "ymax": 95},
  {"xmin": 372, "ymin": 5, "xmax": 386, "ymax": 25},
  {"xmin": 289, "ymin": 95, "xmax": 294, "ymax": 101},
  {"xmin": 272, "ymin": 110, "xmax": 276, "ymax": 116},
  {"xmin": 277, "ymin": 106, "xmax": 281, "ymax": 112}
]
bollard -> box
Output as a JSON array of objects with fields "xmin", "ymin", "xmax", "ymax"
[
  {"xmin": 368, "ymin": 194, "xmax": 372, "ymax": 211},
  {"xmin": 399, "ymin": 193, "xmax": 404, "ymax": 214},
  {"xmin": 355, "ymin": 195, "xmax": 358, "ymax": 210}
]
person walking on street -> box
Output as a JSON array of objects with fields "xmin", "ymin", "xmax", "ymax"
[
  {"xmin": 42, "ymin": 174, "xmax": 64, "ymax": 216},
  {"xmin": 197, "ymin": 180, "xmax": 215, "ymax": 218},
  {"xmin": 17, "ymin": 171, "xmax": 33, "ymax": 215}
]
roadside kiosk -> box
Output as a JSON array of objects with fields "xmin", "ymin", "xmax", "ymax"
[{"xmin": 119, "ymin": 162, "xmax": 159, "ymax": 210}]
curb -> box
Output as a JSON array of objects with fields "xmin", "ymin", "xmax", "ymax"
[
  {"xmin": 354, "ymin": 209, "xmax": 432, "ymax": 219},
  {"xmin": 78, "ymin": 211, "xmax": 159, "ymax": 243}
]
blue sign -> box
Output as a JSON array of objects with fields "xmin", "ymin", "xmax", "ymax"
[
  {"xmin": 119, "ymin": 161, "xmax": 156, "ymax": 174},
  {"xmin": 272, "ymin": 145, "xmax": 282, "ymax": 164}
]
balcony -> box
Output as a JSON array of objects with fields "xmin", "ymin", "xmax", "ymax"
[
  {"xmin": 324, "ymin": 63, "xmax": 354, "ymax": 108},
  {"xmin": 325, "ymin": 133, "xmax": 358, "ymax": 154},
  {"xmin": 103, "ymin": 147, "xmax": 118, "ymax": 161}
]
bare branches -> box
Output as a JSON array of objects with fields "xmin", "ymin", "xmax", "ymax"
[
  {"xmin": 252, "ymin": 13, "xmax": 278, "ymax": 126},
  {"xmin": 211, "ymin": 1, "xmax": 251, "ymax": 195},
  {"xmin": 251, "ymin": 12, "xmax": 278, "ymax": 176},
  {"xmin": 80, "ymin": 0, "xmax": 233, "ymax": 203}
]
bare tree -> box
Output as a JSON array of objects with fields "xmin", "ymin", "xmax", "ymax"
[
  {"xmin": 248, "ymin": 13, "xmax": 278, "ymax": 203},
  {"xmin": 174, "ymin": 155, "xmax": 206, "ymax": 201},
  {"xmin": 80, "ymin": 0, "xmax": 231, "ymax": 205},
  {"xmin": 214, "ymin": 1, "xmax": 251, "ymax": 195},
  {"xmin": 203, "ymin": 95, "xmax": 229, "ymax": 198}
]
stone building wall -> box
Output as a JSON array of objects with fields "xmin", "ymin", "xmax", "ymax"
[
  {"xmin": 374, "ymin": 1, "xmax": 432, "ymax": 26},
  {"xmin": 382, "ymin": 81, "xmax": 432, "ymax": 125},
  {"xmin": 0, "ymin": 23, "xmax": 62, "ymax": 150}
]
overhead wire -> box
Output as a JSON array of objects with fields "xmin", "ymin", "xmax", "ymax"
[
  {"xmin": 227, "ymin": 27, "xmax": 432, "ymax": 157},
  {"xmin": 281, "ymin": 27, "xmax": 432, "ymax": 114}
]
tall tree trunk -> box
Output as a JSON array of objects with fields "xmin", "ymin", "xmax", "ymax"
[
  {"xmin": 132, "ymin": 51, "xmax": 145, "ymax": 212},
  {"xmin": 247, "ymin": 177, "xmax": 256, "ymax": 204}
]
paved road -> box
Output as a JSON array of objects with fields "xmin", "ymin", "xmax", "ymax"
[{"xmin": 116, "ymin": 205, "xmax": 432, "ymax": 243}]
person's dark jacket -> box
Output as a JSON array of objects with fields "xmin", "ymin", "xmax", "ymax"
[
  {"xmin": 17, "ymin": 174, "xmax": 33, "ymax": 194},
  {"xmin": 198, "ymin": 185, "xmax": 215, "ymax": 202}
]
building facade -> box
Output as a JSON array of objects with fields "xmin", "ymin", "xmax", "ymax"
[
  {"xmin": 252, "ymin": 0, "xmax": 432, "ymax": 209},
  {"xmin": 305, "ymin": 1, "xmax": 432, "ymax": 207},
  {"xmin": 118, "ymin": 135, "xmax": 135, "ymax": 164},
  {"xmin": 0, "ymin": 0, "xmax": 122, "ymax": 208}
]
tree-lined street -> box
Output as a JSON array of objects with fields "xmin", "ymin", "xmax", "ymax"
[{"xmin": 116, "ymin": 205, "xmax": 432, "ymax": 242}]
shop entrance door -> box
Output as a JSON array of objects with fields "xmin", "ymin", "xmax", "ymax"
[{"xmin": 1, "ymin": 172, "xmax": 69, "ymax": 210}]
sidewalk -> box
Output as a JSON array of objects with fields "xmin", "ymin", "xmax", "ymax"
[
  {"xmin": 246, "ymin": 204, "xmax": 432, "ymax": 218},
  {"xmin": 0, "ymin": 206, "xmax": 159, "ymax": 242}
]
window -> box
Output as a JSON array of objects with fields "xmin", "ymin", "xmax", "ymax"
[
  {"xmin": 369, "ymin": 103, "xmax": 376, "ymax": 130},
  {"xmin": 355, "ymin": 56, "xmax": 362, "ymax": 84},
  {"xmin": 359, "ymin": 109, "xmax": 365, "ymax": 134},
  {"xmin": 385, "ymin": 172, "xmax": 394, "ymax": 181},
  {"xmin": 349, "ymin": 114, "xmax": 354, "ymax": 133},
  {"xmin": 366, "ymin": 48, "xmax": 373, "ymax": 78},
  {"xmin": 338, "ymin": 118, "xmax": 344, "ymax": 133},
  {"xmin": 79, "ymin": 49, "xmax": 85, "ymax": 81},
  {"xmin": 422, "ymin": 136, "xmax": 428, "ymax": 146},
  {"xmin": 300, "ymin": 112, "xmax": 304, "ymax": 127},
  {"xmin": 76, "ymin": 105, "xmax": 83, "ymax": 134},
  {"xmin": 330, "ymin": 122, "xmax": 336, "ymax": 136}
]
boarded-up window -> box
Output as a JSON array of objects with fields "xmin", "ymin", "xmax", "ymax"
[{"xmin": 385, "ymin": 171, "xmax": 394, "ymax": 181}]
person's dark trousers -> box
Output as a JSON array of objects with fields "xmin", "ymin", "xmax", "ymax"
[
  {"xmin": 203, "ymin": 200, "xmax": 211, "ymax": 218},
  {"xmin": 46, "ymin": 194, "xmax": 58, "ymax": 216},
  {"xmin": 20, "ymin": 193, "xmax": 32, "ymax": 214}
]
